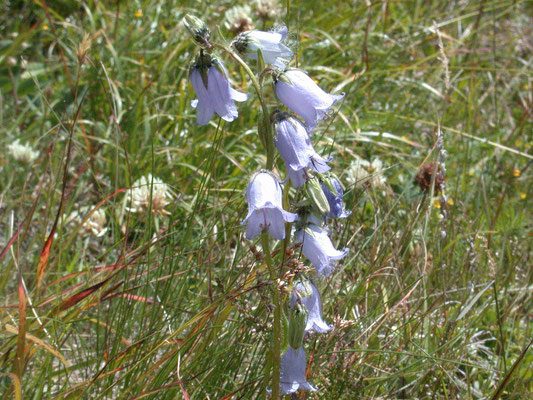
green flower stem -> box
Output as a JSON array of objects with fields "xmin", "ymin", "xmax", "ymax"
[
  {"xmin": 280, "ymin": 179, "xmax": 293, "ymax": 266},
  {"xmin": 214, "ymin": 44, "xmax": 274, "ymax": 170},
  {"xmin": 215, "ymin": 41, "xmax": 279, "ymax": 398},
  {"xmin": 261, "ymin": 231, "xmax": 281, "ymax": 400}
]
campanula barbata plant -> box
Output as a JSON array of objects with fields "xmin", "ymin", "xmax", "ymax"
[{"xmin": 184, "ymin": 14, "xmax": 348, "ymax": 398}]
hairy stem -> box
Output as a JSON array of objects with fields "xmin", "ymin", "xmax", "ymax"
[{"xmin": 261, "ymin": 231, "xmax": 281, "ymax": 399}]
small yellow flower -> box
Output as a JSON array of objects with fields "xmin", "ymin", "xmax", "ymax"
[
  {"xmin": 433, "ymin": 199, "xmax": 441, "ymax": 209},
  {"xmin": 520, "ymin": 192, "xmax": 527, "ymax": 200},
  {"xmin": 134, "ymin": 10, "xmax": 143, "ymax": 18},
  {"xmin": 42, "ymin": 23, "xmax": 49, "ymax": 31},
  {"xmin": 447, "ymin": 198, "xmax": 454, "ymax": 206},
  {"xmin": 437, "ymin": 213, "xmax": 444, "ymax": 220},
  {"xmin": 512, "ymin": 168, "xmax": 520, "ymax": 177}
]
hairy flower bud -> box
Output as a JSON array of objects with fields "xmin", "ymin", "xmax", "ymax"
[{"xmin": 183, "ymin": 15, "xmax": 211, "ymax": 47}]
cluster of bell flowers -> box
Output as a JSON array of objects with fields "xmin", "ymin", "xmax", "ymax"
[
  {"xmin": 185, "ymin": 16, "xmax": 349, "ymax": 395},
  {"xmin": 243, "ymin": 170, "xmax": 349, "ymax": 395}
]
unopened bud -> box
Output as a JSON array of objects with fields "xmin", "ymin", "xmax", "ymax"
[{"xmin": 183, "ymin": 15, "xmax": 210, "ymax": 47}]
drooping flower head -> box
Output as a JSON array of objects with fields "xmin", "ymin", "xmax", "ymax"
[
  {"xmin": 274, "ymin": 69, "xmax": 344, "ymax": 131},
  {"xmin": 183, "ymin": 15, "xmax": 210, "ymax": 47},
  {"xmin": 190, "ymin": 53, "xmax": 248, "ymax": 126},
  {"xmin": 241, "ymin": 171, "xmax": 297, "ymax": 240},
  {"xmin": 233, "ymin": 26, "xmax": 293, "ymax": 69},
  {"xmin": 320, "ymin": 175, "xmax": 351, "ymax": 219},
  {"xmin": 272, "ymin": 111, "xmax": 331, "ymax": 188},
  {"xmin": 279, "ymin": 346, "xmax": 318, "ymax": 395},
  {"xmin": 291, "ymin": 279, "xmax": 332, "ymax": 333},
  {"xmin": 297, "ymin": 223, "xmax": 349, "ymax": 277}
]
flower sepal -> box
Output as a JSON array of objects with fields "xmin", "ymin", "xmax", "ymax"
[
  {"xmin": 274, "ymin": 69, "xmax": 294, "ymax": 86},
  {"xmin": 320, "ymin": 172, "xmax": 339, "ymax": 194},
  {"xmin": 320, "ymin": 173, "xmax": 351, "ymax": 219},
  {"xmin": 291, "ymin": 278, "xmax": 333, "ymax": 333},
  {"xmin": 256, "ymin": 47, "xmax": 266, "ymax": 73},
  {"xmin": 288, "ymin": 303, "xmax": 308, "ymax": 350},
  {"xmin": 304, "ymin": 175, "xmax": 331, "ymax": 216},
  {"xmin": 190, "ymin": 52, "xmax": 212, "ymax": 89}
]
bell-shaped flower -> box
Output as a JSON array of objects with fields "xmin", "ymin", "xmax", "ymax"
[
  {"xmin": 273, "ymin": 112, "xmax": 331, "ymax": 188},
  {"xmin": 241, "ymin": 171, "xmax": 297, "ymax": 240},
  {"xmin": 190, "ymin": 54, "xmax": 248, "ymax": 126},
  {"xmin": 275, "ymin": 69, "xmax": 344, "ymax": 131},
  {"xmin": 297, "ymin": 224, "xmax": 349, "ymax": 277},
  {"xmin": 280, "ymin": 346, "xmax": 318, "ymax": 395},
  {"xmin": 291, "ymin": 279, "xmax": 332, "ymax": 333},
  {"xmin": 233, "ymin": 26, "xmax": 293, "ymax": 68},
  {"xmin": 321, "ymin": 176, "xmax": 351, "ymax": 219}
]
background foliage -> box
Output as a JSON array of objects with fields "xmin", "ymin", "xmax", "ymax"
[{"xmin": 0, "ymin": 0, "xmax": 531, "ymax": 398}]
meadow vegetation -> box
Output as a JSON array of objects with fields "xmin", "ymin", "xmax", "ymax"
[{"xmin": 0, "ymin": 0, "xmax": 531, "ymax": 398}]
